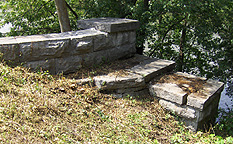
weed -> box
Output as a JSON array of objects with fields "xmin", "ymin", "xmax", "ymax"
[{"xmin": 0, "ymin": 61, "xmax": 231, "ymax": 143}]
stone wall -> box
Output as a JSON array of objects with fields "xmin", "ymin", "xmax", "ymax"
[{"xmin": 0, "ymin": 18, "xmax": 139, "ymax": 74}]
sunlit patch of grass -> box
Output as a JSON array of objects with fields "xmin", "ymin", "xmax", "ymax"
[{"xmin": 0, "ymin": 61, "xmax": 232, "ymax": 143}]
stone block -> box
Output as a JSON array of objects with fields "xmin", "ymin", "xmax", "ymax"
[
  {"xmin": 19, "ymin": 39, "xmax": 70, "ymax": 61},
  {"xmin": 94, "ymin": 72, "xmax": 145, "ymax": 90},
  {"xmin": 159, "ymin": 99, "xmax": 196, "ymax": 119},
  {"xmin": 112, "ymin": 31, "xmax": 136, "ymax": 46},
  {"xmin": 93, "ymin": 31, "xmax": 136, "ymax": 52},
  {"xmin": 93, "ymin": 33, "xmax": 114, "ymax": 52},
  {"xmin": 0, "ymin": 44, "xmax": 20, "ymax": 61},
  {"xmin": 25, "ymin": 59, "xmax": 56, "ymax": 73},
  {"xmin": 158, "ymin": 99, "xmax": 219, "ymax": 131},
  {"xmin": 25, "ymin": 56, "xmax": 82, "ymax": 74},
  {"xmin": 128, "ymin": 59, "xmax": 176, "ymax": 83},
  {"xmin": 187, "ymin": 79, "xmax": 224, "ymax": 110},
  {"xmin": 54, "ymin": 56, "xmax": 82, "ymax": 74},
  {"xmin": 82, "ymin": 43, "xmax": 136, "ymax": 67},
  {"xmin": 150, "ymin": 83, "xmax": 188, "ymax": 105},
  {"xmin": 77, "ymin": 18, "xmax": 140, "ymax": 33},
  {"xmin": 70, "ymin": 37, "xmax": 93, "ymax": 55}
]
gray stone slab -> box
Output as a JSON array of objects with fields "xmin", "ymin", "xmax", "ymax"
[
  {"xmin": 0, "ymin": 44, "xmax": 20, "ymax": 61},
  {"xmin": 128, "ymin": 59, "xmax": 175, "ymax": 83},
  {"xmin": 70, "ymin": 37, "xmax": 94, "ymax": 55},
  {"xmin": 0, "ymin": 29, "xmax": 104, "ymax": 44},
  {"xmin": 150, "ymin": 83, "xmax": 188, "ymax": 105},
  {"xmin": 19, "ymin": 39, "xmax": 70, "ymax": 61},
  {"xmin": 77, "ymin": 18, "xmax": 140, "ymax": 33},
  {"xmin": 94, "ymin": 72, "xmax": 145, "ymax": 90},
  {"xmin": 25, "ymin": 56, "xmax": 82, "ymax": 74},
  {"xmin": 159, "ymin": 99, "xmax": 196, "ymax": 119},
  {"xmin": 187, "ymin": 79, "xmax": 224, "ymax": 110},
  {"xmin": 175, "ymin": 72, "xmax": 207, "ymax": 81}
]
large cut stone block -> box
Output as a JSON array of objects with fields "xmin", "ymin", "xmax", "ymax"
[
  {"xmin": 159, "ymin": 99, "xmax": 197, "ymax": 119},
  {"xmin": 25, "ymin": 56, "xmax": 82, "ymax": 74},
  {"xmin": 77, "ymin": 18, "xmax": 140, "ymax": 33},
  {"xmin": 82, "ymin": 43, "xmax": 136, "ymax": 67},
  {"xmin": 187, "ymin": 79, "xmax": 224, "ymax": 110},
  {"xmin": 128, "ymin": 58, "xmax": 176, "ymax": 83},
  {"xmin": 150, "ymin": 72, "xmax": 224, "ymax": 131},
  {"xmin": 150, "ymin": 83, "xmax": 188, "ymax": 105},
  {"xmin": 94, "ymin": 72, "xmax": 145, "ymax": 90},
  {"xmin": 19, "ymin": 39, "xmax": 70, "ymax": 61},
  {"xmin": 70, "ymin": 37, "xmax": 94, "ymax": 55},
  {"xmin": 93, "ymin": 33, "xmax": 114, "ymax": 52},
  {"xmin": 0, "ymin": 44, "xmax": 20, "ymax": 61}
]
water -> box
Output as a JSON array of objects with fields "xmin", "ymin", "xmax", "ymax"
[
  {"xmin": 218, "ymin": 84, "xmax": 233, "ymax": 111},
  {"xmin": 0, "ymin": 22, "xmax": 11, "ymax": 33}
]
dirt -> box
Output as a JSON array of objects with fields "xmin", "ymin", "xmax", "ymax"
[
  {"xmin": 66, "ymin": 56, "xmax": 141, "ymax": 79},
  {"xmin": 156, "ymin": 73, "xmax": 207, "ymax": 95}
]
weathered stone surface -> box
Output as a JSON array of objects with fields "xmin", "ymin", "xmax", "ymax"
[
  {"xmin": 82, "ymin": 43, "xmax": 136, "ymax": 67},
  {"xmin": 93, "ymin": 32, "xmax": 113, "ymax": 52},
  {"xmin": 70, "ymin": 37, "xmax": 93, "ymax": 55},
  {"xmin": 0, "ymin": 18, "xmax": 139, "ymax": 74},
  {"xmin": 128, "ymin": 59, "xmax": 176, "ymax": 83},
  {"xmin": 25, "ymin": 59, "xmax": 56, "ymax": 73},
  {"xmin": 148, "ymin": 72, "xmax": 224, "ymax": 131},
  {"xmin": 187, "ymin": 79, "xmax": 224, "ymax": 110},
  {"xmin": 94, "ymin": 72, "xmax": 145, "ymax": 90},
  {"xmin": 159, "ymin": 99, "xmax": 196, "ymax": 119},
  {"xmin": 76, "ymin": 78, "xmax": 94, "ymax": 86},
  {"xmin": 19, "ymin": 39, "xmax": 70, "ymax": 61},
  {"xmin": 175, "ymin": 72, "xmax": 207, "ymax": 81},
  {"xmin": 93, "ymin": 31, "xmax": 137, "ymax": 52},
  {"xmin": 150, "ymin": 83, "xmax": 188, "ymax": 105},
  {"xmin": 54, "ymin": 56, "xmax": 82, "ymax": 74},
  {"xmin": 77, "ymin": 18, "xmax": 140, "ymax": 33},
  {"xmin": 25, "ymin": 56, "xmax": 82, "ymax": 74},
  {"xmin": 0, "ymin": 44, "xmax": 20, "ymax": 61}
]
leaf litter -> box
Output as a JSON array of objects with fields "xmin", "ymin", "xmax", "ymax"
[{"xmin": 0, "ymin": 59, "xmax": 220, "ymax": 143}]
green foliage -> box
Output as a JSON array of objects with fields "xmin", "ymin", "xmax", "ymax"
[
  {"xmin": 0, "ymin": 0, "xmax": 59, "ymax": 36},
  {"xmin": 134, "ymin": 0, "xmax": 233, "ymax": 81},
  {"xmin": 0, "ymin": 0, "xmax": 85, "ymax": 36},
  {"xmin": 216, "ymin": 108, "xmax": 233, "ymax": 136},
  {"xmin": 0, "ymin": 1, "xmax": 232, "ymax": 139}
]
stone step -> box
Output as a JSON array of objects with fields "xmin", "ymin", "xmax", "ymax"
[
  {"xmin": 149, "ymin": 72, "xmax": 224, "ymax": 131},
  {"xmin": 93, "ymin": 54, "xmax": 175, "ymax": 97}
]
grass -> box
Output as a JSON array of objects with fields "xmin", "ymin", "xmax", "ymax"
[{"xmin": 0, "ymin": 61, "xmax": 232, "ymax": 143}]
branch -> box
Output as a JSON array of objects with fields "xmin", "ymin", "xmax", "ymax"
[
  {"xmin": 65, "ymin": 1, "xmax": 79, "ymax": 19},
  {"xmin": 149, "ymin": 17, "xmax": 186, "ymax": 57}
]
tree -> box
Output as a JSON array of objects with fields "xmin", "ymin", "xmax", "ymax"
[{"xmin": 54, "ymin": 0, "xmax": 71, "ymax": 32}]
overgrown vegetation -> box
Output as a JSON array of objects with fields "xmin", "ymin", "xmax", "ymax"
[
  {"xmin": 0, "ymin": 61, "xmax": 232, "ymax": 143},
  {"xmin": 0, "ymin": 0, "xmax": 233, "ymax": 143}
]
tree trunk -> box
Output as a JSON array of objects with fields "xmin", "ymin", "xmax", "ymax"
[
  {"xmin": 144, "ymin": 0, "xmax": 149, "ymax": 10},
  {"xmin": 54, "ymin": 0, "xmax": 71, "ymax": 32},
  {"xmin": 178, "ymin": 22, "xmax": 187, "ymax": 72}
]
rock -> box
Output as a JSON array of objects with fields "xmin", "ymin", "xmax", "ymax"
[
  {"xmin": 77, "ymin": 17, "xmax": 140, "ymax": 33},
  {"xmin": 127, "ymin": 58, "xmax": 176, "ymax": 83},
  {"xmin": 149, "ymin": 83, "xmax": 188, "ymax": 105},
  {"xmin": 94, "ymin": 72, "xmax": 145, "ymax": 90}
]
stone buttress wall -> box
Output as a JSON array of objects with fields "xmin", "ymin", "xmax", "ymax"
[{"xmin": 0, "ymin": 18, "xmax": 140, "ymax": 74}]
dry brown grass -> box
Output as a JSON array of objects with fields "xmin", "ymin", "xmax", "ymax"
[{"xmin": 0, "ymin": 61, "xmax": 230, "ymax": 143}]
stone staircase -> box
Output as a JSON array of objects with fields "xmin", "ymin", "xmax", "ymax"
[{"xmin": 77, "ymin": 54, "xmax": 224, "ymax": 131}]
